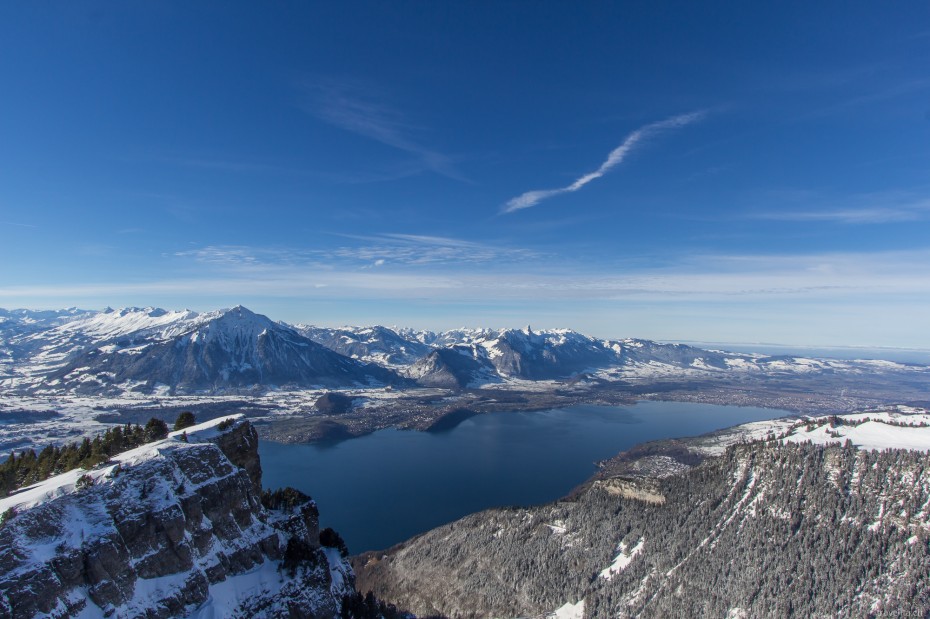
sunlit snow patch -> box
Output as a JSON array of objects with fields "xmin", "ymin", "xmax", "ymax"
[
  {"xmin": 783, "ymin": 416, "xmax": 930, "ymax": 452},
  {"xmin": 600, "ymin": 538, "xmax": 645, "ymax": 580},
  {"xmin": 547, "ymin": 599, "xmax": 585, "ymax": 619}
]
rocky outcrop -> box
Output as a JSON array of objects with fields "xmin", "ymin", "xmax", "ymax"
[
  {"xmin": 210, "ymin": 420, "xmax": 263, "ymax": 495},
  {"xmin": 0, "ymin": 417, "xmax": 354, "ymax": 618}
]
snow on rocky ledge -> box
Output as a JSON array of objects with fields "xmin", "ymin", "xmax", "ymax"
[
  {"xmin": 0, "ymin": 413, "xmax": 354, "ymax": 618},
  {"xmin": 0, "ymin": 414, "xmax": 245, "ymax": 515}
]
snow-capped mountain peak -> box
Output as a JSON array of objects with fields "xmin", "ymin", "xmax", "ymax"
[{"xmin": 27, "ymin": 306, "xmax": 404, "ymax": 395}]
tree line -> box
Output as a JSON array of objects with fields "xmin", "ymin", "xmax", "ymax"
[{"xmin": 0, "ymin": 412, "xmax": 197, "ymax": 497}]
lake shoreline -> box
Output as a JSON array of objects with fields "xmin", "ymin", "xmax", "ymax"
[
  {"xmin": 253, "ymin": 373, "xmax": 888, "ymax": 446},
  {"xmin": 259, "ymin": 401, "xmax": 794, "ymax": 554}
]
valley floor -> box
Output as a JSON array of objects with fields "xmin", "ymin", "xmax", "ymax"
[{"xmin": 3, "ymin": 366, "xmax": 927, "ymax": 454}]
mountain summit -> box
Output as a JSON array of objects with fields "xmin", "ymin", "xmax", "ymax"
[{"xmin": 44, "ymin": 306, "xmax": 403, "ymax": 395}]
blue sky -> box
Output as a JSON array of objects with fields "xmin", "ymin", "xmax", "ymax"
[{"xmin": 1, "ymin": 2, "xmax": 929, "ymax": 347}]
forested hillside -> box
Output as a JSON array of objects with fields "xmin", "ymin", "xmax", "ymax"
[{"xmin": 356, "ymin": 441, "xmax": 930, "ymax": 618}]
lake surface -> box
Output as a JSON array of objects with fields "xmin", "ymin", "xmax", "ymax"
[{"xmin": 259, "ymin": 401, "xmax": 791, "ymax": 553}]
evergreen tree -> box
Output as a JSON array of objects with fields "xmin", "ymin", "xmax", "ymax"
[
  {"xmin": 144, "ymin": 417, "xmax": 169, "ymax": 442},
  {"xmin": 173, "ymin": 411, "xmax": 196, "ymax": 431}
]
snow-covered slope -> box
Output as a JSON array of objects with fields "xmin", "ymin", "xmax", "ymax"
[
  {"xmin": 595, "ymin": 407, "xmax": 930, "ymax": 479},
  {"xmin": 12, "ymin": 306, "xmax": 404, "ymax": 395},
  {"xmin": 0, "ymin": 416, "xmax": 355, "ymax": 618},
  {"xmin": 780, "ymin": 410, "xmax": 930, "ymax": 451},
  {"xmin": 0, "ymin": 307, "xmax": 97, "ymax": 330},
  {"xmin": 295, "ymin": 324, "xmax": 430, "ymax": 367},
  {"xmin": 403, "ymin": 326, "xmax": 620, "ymax": 381},
  {"xmin": 2, "ymin": 307, "xmax": 204, "ymax": 386}
]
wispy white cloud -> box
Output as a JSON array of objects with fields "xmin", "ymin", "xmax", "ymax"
[
  {"xmin": 173, "ymin": 245, "xmax": 286, "ymax": 266},
  {"xmin": 175, "ymin": 235, "xmax": 540, "ymax": 270},
  {"xmin": 0, "ymin": 221, "xmax": 38, "ymax": 228},
  {"xmin": 754, "ymin": 192, "xmax": 930, "ymax": 224},
  {"xmin": 503, "ymin": 111, "xmax": 706, "ymax": 213},
  {"xmin": 301, "ymin": 78, "xmax": 465, "ymax": 181},
  {"xmin": 378, "ymin": 233, "xmax": 482, "ymax": 248},
  {"xmin": 331, "ymin": 234, "xmax": 541, "ymax": 266}
]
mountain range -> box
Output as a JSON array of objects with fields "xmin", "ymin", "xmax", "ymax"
[{"xmin": 1, "ymin": 305, "xmax": 925, "ymax": 396}]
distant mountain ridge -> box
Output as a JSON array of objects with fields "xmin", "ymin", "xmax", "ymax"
[
  {"xmin": 1, "ymin": 305, "xmax": 926, "ymax": 396},
  {"xmin": 294, "ymin": 323, "xmax": 431, "ymax": 368}
]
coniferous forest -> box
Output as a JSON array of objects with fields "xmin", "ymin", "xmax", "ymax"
[
  {"xmin": 356, "ymin": 441, "xmax": 930, "ymax": 618},
  {"xmin": 0, "ymin": 417, "xmax": 172, "ymax": 497}
]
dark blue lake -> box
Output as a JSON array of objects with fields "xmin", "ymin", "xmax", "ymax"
[{"xmin": 259, "ymin": 401, "xmax": 790, "ymax": 553}]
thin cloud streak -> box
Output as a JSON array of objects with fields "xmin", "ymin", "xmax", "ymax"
[
  {"xmin": 503, "ymin": 111, "xmax": 706, "ymax": 213},
  {"xmin": 301, "ymin": 78, "xmax": 466, "ymax": 182},
  {"xmin": 379, "ymin": 233, "xmax": 479, "ymax": 248},
  {"xmin": 754, "ymin": 194, "xmax": 930, "ymax": 224},
  {"xmin": 175, "ymin": 236, "xmax": 540, "ymax": 269}
]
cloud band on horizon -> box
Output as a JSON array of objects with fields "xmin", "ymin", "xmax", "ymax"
[{"xmin": 503, "ymin": 111, "xmax": 706, "ymax": 213}]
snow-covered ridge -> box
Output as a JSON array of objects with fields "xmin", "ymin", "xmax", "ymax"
[
  {"xmin": 0, "ymin": 414, "xmax": 245, "ymax": 514},
  {"xmin": 690, "ymin": 408, "xmax": 930, "ymax": 457},
  {"xmin": 61, "ymin": 306, "xmax": 204, "ymax": 341},
  {"xmin": 780, "ymin": 411, "xmax": 930, "ymax": 452},
  {"xmin": 4, "ymin": 305, "xmax": 403, "ymax": 395},
  {"xmin": 593, "ymin": 407, "xmax": 930, "ymax": 490},
  {"xmin": 0, "ymin": 414, "xmax": 355, "ymax": 618}
]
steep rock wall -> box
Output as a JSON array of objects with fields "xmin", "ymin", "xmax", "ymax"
[{"xmin": 0, "ymin": 418, "xmax": 352, "ymax": 618}]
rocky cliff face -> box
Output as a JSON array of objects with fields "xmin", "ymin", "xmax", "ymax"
[
  {"xmin": 0, "ymin": 416, "xmax": 354, "ymax": 618},
  {"xmin": 211, "ymin": 421, "xmax": 263, "ymax": 496}
]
